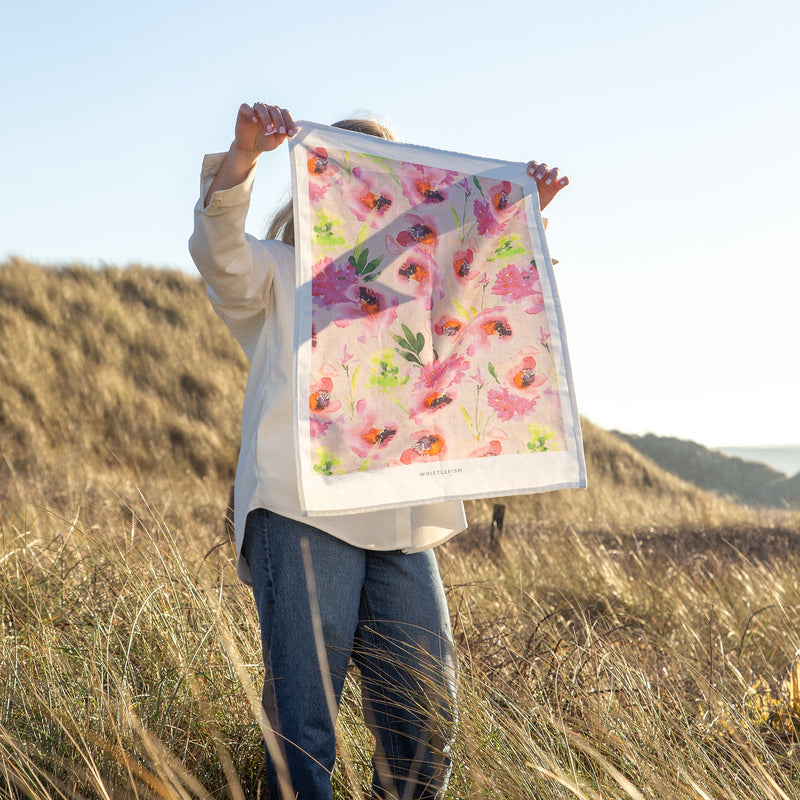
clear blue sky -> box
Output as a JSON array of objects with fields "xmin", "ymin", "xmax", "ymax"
[{"xmin": 3, "ymin": 0, "xmax": 798, "ymax": 448}]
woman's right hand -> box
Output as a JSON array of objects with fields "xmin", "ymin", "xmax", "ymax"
[
  {"xmin": 203, "ymin": 103, "xmax": 297, "ymax": 207},
  {"xmin": 234, "ymin": 102, "xmax": 297, "ymax": 157}
]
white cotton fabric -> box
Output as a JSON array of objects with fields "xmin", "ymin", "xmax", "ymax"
[
  {"xmin": 189, "ymin": 153, "xmax": 468, "ymax": 585},
  {"xmin": 289, "ymin": 122, "xmax": 586, "ymax": 516}
]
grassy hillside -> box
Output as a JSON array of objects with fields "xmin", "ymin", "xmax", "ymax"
[
  {"xmin": 1, "ymin": 257, "xmax": 247, "ymax": 485},
  {"xmin": 0, "ymin": 257, "xmax": 761, "ymax": 534},
  {"xmin": 2, "ymin": 259, "xmax": 799, "ymax": 799},
  {"xmin": 614, "ymin": 431, "xmax": 800, "ymax": 509}
]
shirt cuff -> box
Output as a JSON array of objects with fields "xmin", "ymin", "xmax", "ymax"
[{"xmin": 200, "ymin": 152, "xmax": 257, "ymax": 210}]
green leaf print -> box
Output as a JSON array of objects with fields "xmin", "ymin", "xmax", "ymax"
[
  {"xmin": 313, "ymin": 446, "xmax": 342, "ymax": 476},
  {"xmin": 368, "ymin": 349, "xmax": 409, "ymax": 391},
  {"xmin": 487, "ymin": 235, "xmax": 529, "ymax": 262},
  {"xmin": 527, "ymin": 424, "xmax": 556, "ymax": 453},
  {"xmin": 348, "ymin": 246, "xmax": 384, "ymax": 282},
  {"xmin": 314, "ymin": 210, "xmax": 346, "ymax": 251},
  {"xmin": 393, "ymin": 325, "xmax": 426, "ymax": 367}
]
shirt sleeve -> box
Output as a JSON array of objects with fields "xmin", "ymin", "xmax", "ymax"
[
  {"xmin": 188, "ymin": 153, "xmax": 291, "ymax": 357},
  {"xmin": 189, "ymin": 153, "xmax": 272, "ymax": 308}
]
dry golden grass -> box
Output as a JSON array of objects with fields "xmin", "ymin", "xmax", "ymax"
[
  {"xmin": 0, "ymin": 257, "xmax": 247, "ymax": 484},
  {"xmin": 2, "ymin": 259, "xmax": 799, "ymax": 798}
]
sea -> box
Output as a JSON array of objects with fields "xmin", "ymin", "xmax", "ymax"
[{"xmin": 716, "ymin": 445, "xmax": 800, "ymax": 477}]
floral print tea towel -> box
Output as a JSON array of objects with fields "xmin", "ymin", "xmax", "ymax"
[{"xmin": 289, "ymin": 121, "xmax": 586, "ymax": 515}]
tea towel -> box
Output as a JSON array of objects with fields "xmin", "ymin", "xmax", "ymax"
[{"xmin": 289, "ymin": 121, "xmax": 586, "ymax": 515}]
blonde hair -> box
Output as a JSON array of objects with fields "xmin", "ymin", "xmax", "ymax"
[{"xmin": 265, "ymin": 118, "xmax": 396, "ymax": 245}]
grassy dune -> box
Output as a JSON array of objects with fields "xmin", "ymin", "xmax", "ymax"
[{"xmin": 1, "ymin": 259, "xmax": 799, "ymax": 798}]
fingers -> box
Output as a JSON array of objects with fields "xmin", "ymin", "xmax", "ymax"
[
  {"xmin": 527, "ymin": 160, "xmax": 569, "ymax": 211},
  {"xmin": 527, "ymin": 160, "xmax": 547, "ymax": 180},
  {"xmin": 279, "ymin": 107, "xmax": 297, "ymax": 137},
  {"xmin": 251, "ymin": 102, "xmax": 297, "ymax": 137},
  {"xmin": 527, "ymin": 161, "xmax": 568, "ymax": 187}
]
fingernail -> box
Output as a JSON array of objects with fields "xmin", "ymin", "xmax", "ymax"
[
  {"xmin": 536, "ymin": 172, "xmax": 545, "ymax": 180},
  {"xmin": 545, "ymin": 178, "xmax": 553, "ymax": 185},
  {"xmin": 252, "ymin": 116, "xmax": 258, "ymax": 123},
  {"xmin": 279, "ymin": 126, "xmax": 286, "ymax": 134},
  {"xmin": 527, "ymin": 165, "xmax": 536, "ymax": 175},
  {"xmin": 288, "ymin": 128, "xmax": 296, "ymax": 136},
  {"xmin": 265, "ymin": 124, "xmax": 275, "ymax": 133},
  {"xmin": 559, "ymin": 178, "xmax": 567, "ymax": 185}
]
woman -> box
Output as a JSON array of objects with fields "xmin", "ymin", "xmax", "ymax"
[{"xmin": 189, "ymin": 102, "xmax": 568, "ymax": 800}]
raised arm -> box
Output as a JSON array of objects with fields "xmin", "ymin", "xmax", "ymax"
[{"xmin": 204, "ymin": 103, "xmax": 297, "ymax": 207}]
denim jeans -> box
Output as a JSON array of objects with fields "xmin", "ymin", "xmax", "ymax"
[{"xmin": 242, "ymin": 508, "xmax": 457, "ymax": 800}]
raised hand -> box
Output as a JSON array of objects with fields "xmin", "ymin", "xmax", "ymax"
[
  {"xmin": 527, "ymin": 161, "xmax": 569, "ymax": 211},
  {"xmin": 203, "ymin": 102, "xmax": 297, "ymax": 207},
  {"xmin": 234, "ymin": 102, "xmax": 297, "ymax": 156}
]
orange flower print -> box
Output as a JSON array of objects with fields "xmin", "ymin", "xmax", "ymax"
[
  {"xmin": 400, "ymin": 431, "xmax": 446, "ymax": 464},
  {"xmin": 474, "ymin": 180, "xmax": 519, "ymax": 237},
  {"xmin": 307, "ymin": 147, "xmax": 339, "ymax": 202},
  {"xmin": 452, "ymin": 248, "xmax": 477, "ymax": 283},
  {"xmin": 506, "ymin": 355, "xmax": 547, "ymax": 392},
  {"xmin": 433, "ymin": 315, "xmax": 464, "ymax": 340},
  {"xmin": 391, "ymin": 213, "xmax": 438, "ymax": 250},
  {"xmin": 398, "ymin": 162, "xmax": 458, "ymax": 206},
  {"xmin": 339, "ymin": 166, "xmax": 394, "ymax": 228},
  {"xmin": 309, "ymin": 377, "xmax": 341, "ymax": 415},
  {"xmin": 464, "ymin": 308, "xmax": 513, "ymax": 356}
]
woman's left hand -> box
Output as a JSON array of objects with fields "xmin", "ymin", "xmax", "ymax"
[{"xmin": 527, "ymin": 161, "xmax": 569, "ymax": 211}]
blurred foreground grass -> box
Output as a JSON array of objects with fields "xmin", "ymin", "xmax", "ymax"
[{"xmin": 2, "ymin": 259, "xmax": 800, "ymax": 798}]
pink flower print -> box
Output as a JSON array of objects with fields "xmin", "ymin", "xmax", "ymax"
[
  {"xmin": 339, "ymin": 343, "xmax": 355, "ymax": 366},
  {"xmin": 539, "ymin": 326, "xmax": 551, "ymax": 346},
  {"xmin": 309, "ymin": 377, "xmax": 341, "ymax": 416},
  {"xmin": 455, "ymin": 176, "xmax": 473, "ymax": 196},
  {"xmin": 544, "ymin": 385, "xmax": 562, "ymax": 416},
  {"xmin": 469, "ymin": 439, "xmax": 503, "ymax": 458},
  {"xmin": 339, "ymin": 167, "xmax": 395, "ymax": 228},
  {"xmin": 334, "ymin": 283, "xmax": 399, "ymax": 335},
  {"xmin": 452, "ymin": 248, "xmax": 477, "ymax": 283},
  {"xmin": 400, "ymin": 431, "xmax": 446, "ymax": 464},
  {"xmin": 473, "ymin": 180, "xmax": 517, "ymax": 237},
  {"xmin": 463, "ymin": 308, "xmax": 513, "ymax": 356},
  {"xmin": 307, "ymin": 147, "xmax": 339, "ymax": 201},
  {"xmin": 505, "ymin": 355, "xmax": 547, "ymax": 392},
  {"xmin": 398, "ymin": 162, "xmax": 458, "ymax": 207},
  {"xmin": 397, "ymin": 252, "xmax": 431, "ymax": 285},
  {"xmin": 312, "ymin": 257, "xmax": 358, "ymax": 308},
  {"xmin": 397, "ymin": 250, "xmax": 443, "ymax": 310},
  {"xmin": 342, "ymin": 399, "xmax": 398, "ymax": 459},
  {"xmin": 391, "ymin": 213, "xmax": 438, "ymax": 250},
  {"xmin": 310, "ymin": 416, "xmax": 332, "ymax": 439},
  {"xmin": 433, "ymin": 315, "xmax": 465, "ymax": 341},
  {"xmin": 469, "ymin": 366, "xmax": 486, "ymax": 386},
  {"xmin": 487, "ymin": 387, "xmax": 539, "ymax": 421},
  {"xmin": 414, "ymin": 353, "xmax": 470, "ymax": 393},
  {"xmin": 409, "ymin": 389, "xmax": 457, "ymax": 422},
  {"xmin": 473, "ymin": 199, "xmax": 500, "ymax": 237},
  {"xmin": 308, "ymin": 147, "xmax": 337, "ymax": 177},
  {"xmin": 491, "ymin": 262, "xmax": 545, "ymax": 315},
  {"xmin": 408, "ymin": 354, "xmax": 468, "ymax": 421}
]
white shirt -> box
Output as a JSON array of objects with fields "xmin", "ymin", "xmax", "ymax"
[{"xmin": 189, "ymin": 153, "xmax": 467, "ymax": 584}]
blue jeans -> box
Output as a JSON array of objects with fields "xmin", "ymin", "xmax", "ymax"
[{"xmin": 242, "ymin": 509, "xmax": 457, "ymax": 800}]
